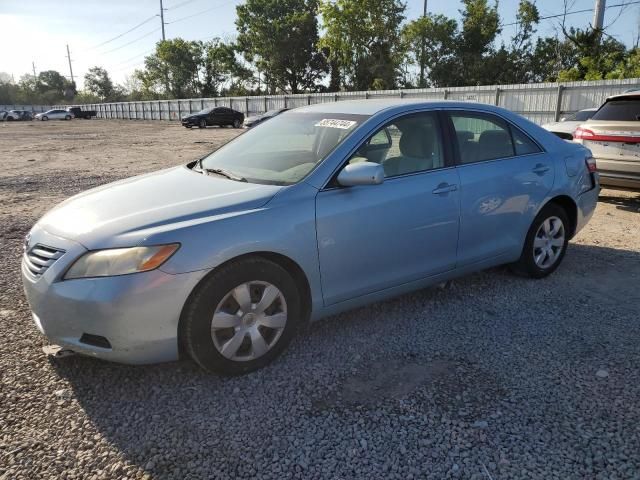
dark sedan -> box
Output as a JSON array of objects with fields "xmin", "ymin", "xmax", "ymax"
[
  {"xmin": 181, "ymin": 107, "xmax": 244, "ymax": 129},
  {"xmin": 244, "ymin": 108, "xmax": 289, "ymax": 128}
]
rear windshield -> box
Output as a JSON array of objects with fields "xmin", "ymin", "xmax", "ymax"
[
  {"xmin": 591, "ymin": 98, "xmax": 640, "ymax": 121},
  {"xmin": 566, "ymin": 110, "xmax": 595, "ymax": 121}
]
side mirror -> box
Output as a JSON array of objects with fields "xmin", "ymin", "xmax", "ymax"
[{"xmin": 337, "ymin": 162, "xmax": 384, "ymax": 187}]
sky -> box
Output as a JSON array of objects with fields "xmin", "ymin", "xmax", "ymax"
[{"xmin": 1, "ymin": 0, "xmax": 639, "ymax": 88}]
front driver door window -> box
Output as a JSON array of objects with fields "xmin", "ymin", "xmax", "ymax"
[
  {"xmin": 348, "ymin": 112, "xmax": 445, "ymax": 177},
  {"xmin": 315, "ymin": 111, "xmax": 460, "ymax": 305}
]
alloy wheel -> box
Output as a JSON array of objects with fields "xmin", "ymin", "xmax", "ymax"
[
  {"xmin": 211, "ymin": 281, "xmax": 287, "ymax": 362},
  {"xmin": 533, "ymin": 216, "xmax": 565, "ymax": 269}
]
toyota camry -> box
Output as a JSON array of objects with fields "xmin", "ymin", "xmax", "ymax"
[{"xmin": 22, "ymin": 100, "xmax": 599, "ymax": 374}]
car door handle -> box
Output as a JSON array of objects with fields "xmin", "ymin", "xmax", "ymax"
[
  {"xmin": 432, "ymin": 183, "xmax": 458, "ymax": 195},
  {"xmin": 532, "ymin": 164, "xmax": 550, "ymax": 175}
]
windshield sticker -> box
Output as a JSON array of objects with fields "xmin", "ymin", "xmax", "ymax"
[{"xmin": 315, "ymin": 119, "xmax": 357, "ymax": 129}]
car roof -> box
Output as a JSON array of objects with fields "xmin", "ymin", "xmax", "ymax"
[
  {"xmin": 293, "ymin": 98, "xmax": 506, "ymax": 116},
  {"xmin": 605, "ymin": 91, "xmax": 640, "ymax": 101}
]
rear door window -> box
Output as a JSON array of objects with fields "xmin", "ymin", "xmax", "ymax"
[
  {"xmin": 448, "ymin": 112, "xmax": 515, "ymax": 164},
  {"xmin": 591, "ymin": 98, "xmax": 640, "ymax": 121}
]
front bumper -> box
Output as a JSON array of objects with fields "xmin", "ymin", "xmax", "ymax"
[
  {"xmin": 21, "ymin": 228, "xmax": 208, "ymax": 365},
  {"xmin": 181, "ymin": 118, "xmax": 199, "ymax": 127}
]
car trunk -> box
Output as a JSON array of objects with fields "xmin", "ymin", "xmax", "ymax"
[{"xmin": 577, "ymin": 121, "xmax": 640, "ymax": 179}]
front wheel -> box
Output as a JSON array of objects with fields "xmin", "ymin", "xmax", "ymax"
[
  {"xmin": 181, "ymin": 258, "xmax": 303, "ymax": 375},
  {"xmin": 65, "ymin": 115, "xmax": 71, "ymax": 120},
  {"xmin": 41, "ymin": 116, "xmax": 48, "ymax": 121},
  {"xmin": 198, "ymin": 119, "xmax": 206, "ymax": 129},
  {"xmin": 512, "ymin": 203, "xmax": 569, "ymax": 278}
]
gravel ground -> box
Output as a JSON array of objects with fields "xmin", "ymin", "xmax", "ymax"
[{"xmin": 1, "ymin": 120, "xmax": 640, "ymax": 480}]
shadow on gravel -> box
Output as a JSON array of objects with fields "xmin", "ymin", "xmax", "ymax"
[
  {"xmin": 47, "ymin": 243, "xmax": 640, "ymax": 477},
  {"xmin": 598, "ymin": 191, "xmax": 640, "ymax": 213}
]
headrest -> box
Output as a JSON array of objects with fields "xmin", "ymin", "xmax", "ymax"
[{"xmin": 399, "ymin": 126, "xmax": 433, "ymax": 158}]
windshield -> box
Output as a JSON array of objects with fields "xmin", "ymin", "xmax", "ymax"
[
  {"xmin": 195, "ymin": 107, "xmax": 213, "ymax": 115},
  {"xmin": 200, "ymin": 112, "xmax": 368, "ymax": 185},
  {"xmin": 566, "ymin": 110, "xmax": 595, "ymax": 121},
  {"xmin": 591, "ymin": 98, "xmax": 640, "ymax": 121}
]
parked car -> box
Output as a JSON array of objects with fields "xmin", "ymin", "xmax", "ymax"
[
  {"xmin": 573, "ymin": 92, "xmax": 640, "ymax": 189},
  {"xmin": 244, "ymin": 108, "xmax": 289, "ymax": 128},
  {"xmin": 0, "ymin": 110, "xmax": 7, "ymax": 121},
  {"xmin": 66, "ymin": 106, "xmax": 97, "ymax": 119},
  {"xmin": 181, "ymin": 107, "xmax": 244, "ymax": 129},
  {"xmin": 35, "ymin": 109, "xmax": 72, "ymax": 121},
  {"xmin": 22, "ymin": 100, "xmax": 599, "ymax": 374},
  {"xmin": 5, "ymin": 110, "xmax": 33, "ymax": 121},
  {"xmin": 541, "ymin": 108, "xmax": 597, "ymax": 140}
]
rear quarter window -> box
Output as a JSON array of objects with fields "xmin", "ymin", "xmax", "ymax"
[{"xmin": 591, "ymin": 98, "xmax": 640, "ymax": 121}]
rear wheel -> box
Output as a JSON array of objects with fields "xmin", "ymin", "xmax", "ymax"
[
  {"xmin": 198, "ymin": 119, "xmax": 206, "ymax": 129},
  {"xmin": 233, "ymin": 119, "xmax": 242, "ymax": 128},
  {"xmin": 181, "ymin": 257, "xmax": 302, "ymax": 375},
  {"xmin": 65, "ymin": 115, "xmax": 71, "ymax": 120},
  {"xmin": 512, "ymin": 203, "xmax": 569, "ymax": 278}
]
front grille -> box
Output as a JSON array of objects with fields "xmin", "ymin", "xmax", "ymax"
[{"xmin": 23, "ymin": 244, "xmax": 65, "ymax": 278}]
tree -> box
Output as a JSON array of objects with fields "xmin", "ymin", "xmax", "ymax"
[
  {"xmin": 453, "ymin": 0, "xmax": 501, "ymax": 86},
  {"xmin": 201, "ymin": 39, "xmax": 253, "ymax": 97},
  {"xmin": 84, "ymin": 66, "xmax": 116, "ymax": 100},
  {"xmin": 401, "ymin": 14, "xmax": 457, "ymax": 87},
  {"xmin": 236, "ymin": 0, "xmax": 327, "ymax": 94},
  {"xmin": 142, "ymin": 39, "xmax": 203, "ymax": 98},
  {"xmin": 320, "ymin": 0, "xmax": 406, "ymax": 90}
]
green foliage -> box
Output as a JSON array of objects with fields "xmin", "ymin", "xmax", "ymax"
[
  {"xmin": 401, "ymin": 14, "xmax": 458, "ymax": 87},
  {"xmin": 142, "ymin": 39, "xmax": 203, "ymax": 98},
  {"xmin": 84, "ymin": 66, "xmax": 117, "ymax": 100},
  {"xmin": 236, "ymin": 0, "xmax": 327, "ymax": 94},
  {"xmin": 320, "ymin": 0, "xmax": 406, "ymax": 90}
]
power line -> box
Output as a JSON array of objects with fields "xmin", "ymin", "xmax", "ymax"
[
  {"xmin": 502, "ymin": 0, "xmax": 640, "ymax": 27},
  {"xmin": 101, "ymin": 28, "xmax": 161, "ymax": 55},
  {"xmin": 90, "ymin": 15, "xmax": 157, "ymax": 49},
  {"xmin": 166, "ymin": 0, "xmax": 200, "ymax": 10},
  {"xmin": 166, "ymin": 0, "xmax": 239, "ymax": 24}
]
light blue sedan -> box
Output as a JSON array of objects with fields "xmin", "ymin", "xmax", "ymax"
[{"xmin": 22, "ymin": 100, "xmax": 599, "ymax": 374}]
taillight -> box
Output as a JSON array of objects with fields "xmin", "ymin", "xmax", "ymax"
[
  {"xmin": 573, "ymin": 127, "xmax": 595, "ymax": 140},
  {"xmin": 585, "ymin": 156, "xmax": 597, "ymax": 173},
  {"xmin": 574, "ymin": 126, "xmax": 640, "ymax": 143}
]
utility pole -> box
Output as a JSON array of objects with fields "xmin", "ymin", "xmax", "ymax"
[
  {"xmin": 419, "ymin": 0, "xmax": 427, "ymax": 88},
  {"xmin": 32, "ymin": 61, "xmax": 37, "ymax": 79},
  {"xmin": 65, "ymin": 44, "xmax": 74, "ymax": 84},
  {"xmin": 160, "ymin": 0, "xmax": 166, "ymax": 41},
  {"xmin": 593, "ymin": 0, "xmax": 606, "ymax": 30}
]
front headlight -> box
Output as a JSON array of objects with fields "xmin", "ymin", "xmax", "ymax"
[{"xmin": 64, "ymin": 244, "xmax": 179, "ymax": 279}]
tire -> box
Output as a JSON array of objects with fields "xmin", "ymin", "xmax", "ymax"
[
  {"xmin": 65, "ymin": 115, "xmax": 71, "ymax": 120},
  {"xmin": 511, "ymin": 203, "xmax": 569, "ymax": 279},
  {"xmin": 198, "ymin": 119, "xmax": 206, "ymax": 129},
  {"xmin": 233, "ymin": 119, "xmax": 242, "ymax": 128},
  {"xmin": 181, "ymin": 257, "xmax": 303, "ymax": 375},
  {"xmin": 41, "ymin": 116, "xmax": 48, "ymax": 121},
  {"xmin": 6, "ymin": 117, "xmax": 14, "ymax": 122}
]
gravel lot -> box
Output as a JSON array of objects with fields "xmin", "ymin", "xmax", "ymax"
[{"xmin": 1, "ymin": 119, "xmax": 640, "ymax": 480}]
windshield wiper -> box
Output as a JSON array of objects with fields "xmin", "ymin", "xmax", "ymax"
[{"xmin": 203, "ymin": 167, "xmax": 247, "ymax": 182}]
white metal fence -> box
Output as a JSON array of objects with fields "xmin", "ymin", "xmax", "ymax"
[
  {"xmin": 40, "ymin": 77, "xmax": 640, "ymax": 125},
  {"xmin": 1, "ymin": 104, "xmax": 54, "ymax": 113}
]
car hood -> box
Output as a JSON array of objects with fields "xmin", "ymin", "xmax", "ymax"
[
  {"xmin": 36, "ymin": 166, "xmax": 283, "ymax": 249},
  {"xmin": 182, "ymin": 114, "xmax": 205, "ymax": 120}
]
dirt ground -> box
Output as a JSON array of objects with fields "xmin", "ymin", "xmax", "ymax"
[{"xmin": 1, "ymin": 119, "xmax": 640, "ymax": 479}]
